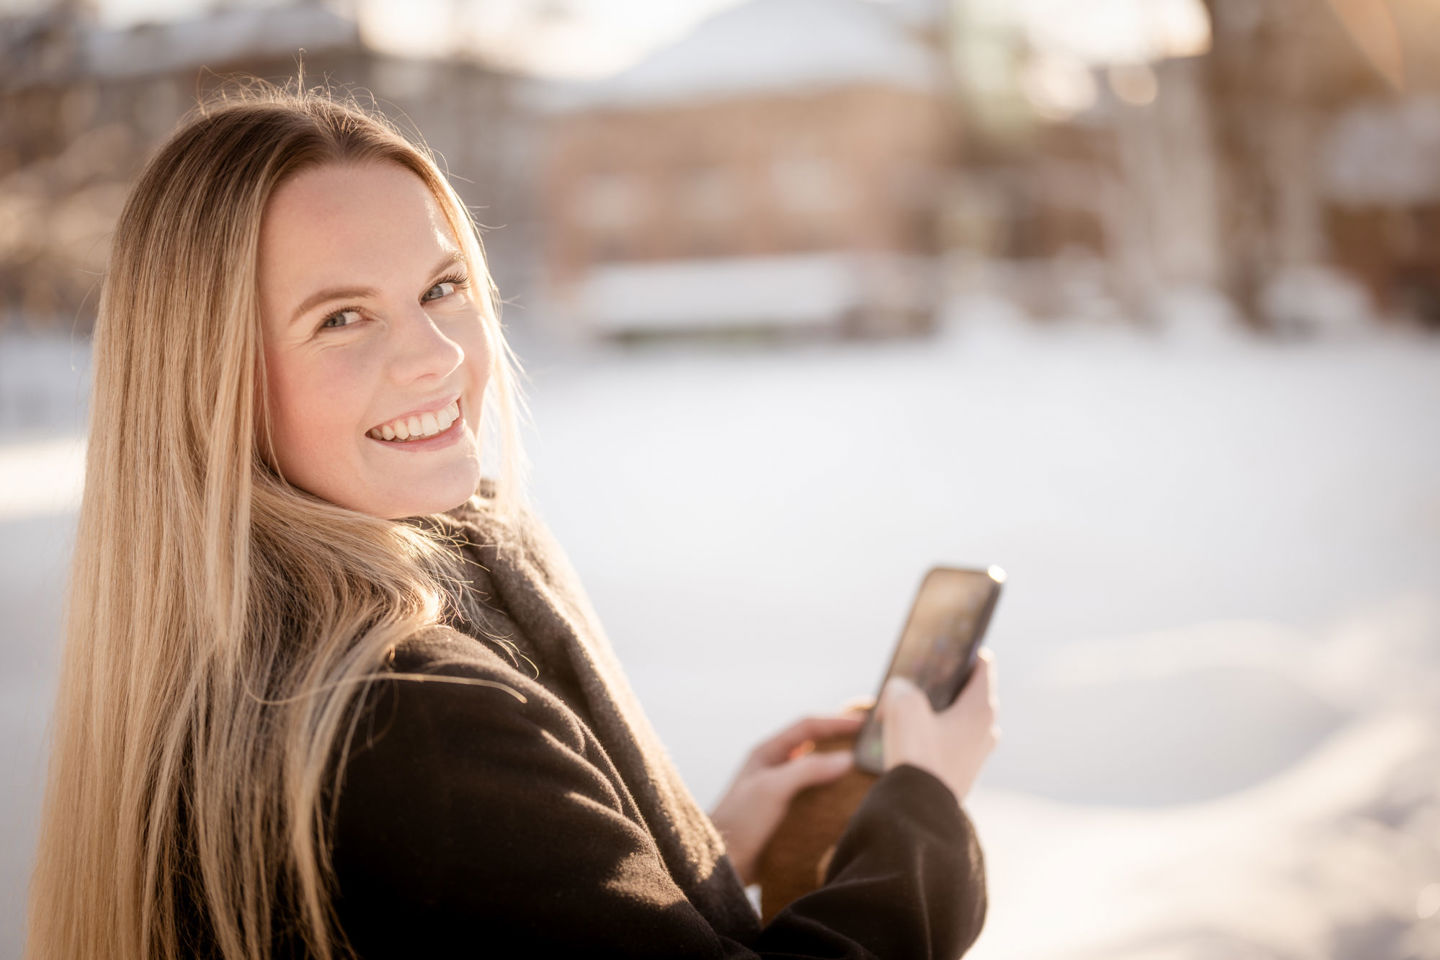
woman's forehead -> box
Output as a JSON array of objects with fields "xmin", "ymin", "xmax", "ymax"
[{"xmin": 258, "ymin": 161, "xmax": 459, "ymax": 292}]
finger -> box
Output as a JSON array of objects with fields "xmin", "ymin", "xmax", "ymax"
[
  {"xmin": 751, "ymin": 715, "xmax": 865, "ymax": 766},
  {"xmin": 767, "ymin": 749, "xmax": 854, "ymax": 797},
  {"xmin": 875, "ymin": 676, "xmax": 930, "ymax": 722},
  {"xmin": 973, "ymin": 648, "xmax": 999, "ymax": 707},
  {"xmin": 958, "ymin": 651, "xmax": 995, "ymax": 702},
  {"xmin": 751, "ymin": 714, "xmax": 866, "ymax": 766},
  {"xmin": 945, "ymin": 659, "xmax": 998, "ymax": 726},
  {"xmin": 840, "ymin": 696, "xmax": 874, "ymax": 717}
]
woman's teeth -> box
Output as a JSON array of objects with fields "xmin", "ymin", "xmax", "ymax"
[{"xmin": 368, "ymin": 400, "xmax": 460, "ymax": 442}]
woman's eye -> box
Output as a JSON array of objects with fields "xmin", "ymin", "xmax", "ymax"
[
  {"xmin": 422, "ymin": 281, "xmax": 456, "ymax": 302},
  {"xmin": 319, "ymin": 308, "xmax": 361, "ymax": 330},
  {"xmin": 423, "ymin": 273, "xmax": 468, "ymax": 303}
]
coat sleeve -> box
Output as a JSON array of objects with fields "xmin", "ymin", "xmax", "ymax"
[{"xmin": 329, "ymin": 646, "xmax": 986, "ymax": 959}]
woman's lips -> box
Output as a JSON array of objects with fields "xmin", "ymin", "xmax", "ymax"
[
  {"xmin": 367, "ymin": 397, "xmax": 461, "ymax": 442},
  {"xmin": 367, "ymin": 398, "xmax": 464, "ymax": 448}
]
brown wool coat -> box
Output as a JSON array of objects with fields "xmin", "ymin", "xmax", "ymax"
[{"xmin": 326, "ymin": 496, "xmax": 988, "ymax": 958}]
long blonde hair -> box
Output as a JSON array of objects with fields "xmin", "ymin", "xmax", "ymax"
[{"xmin": 27, "ymin": 84, "xmax": 527, "ymax": 959}]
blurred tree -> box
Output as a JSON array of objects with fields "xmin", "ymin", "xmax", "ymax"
[{"xmin": 1200, "ymin": 0, "xmax": 1402, "ymax": 328}]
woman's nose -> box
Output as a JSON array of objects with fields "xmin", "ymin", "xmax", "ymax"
[{"xmin": 386, "ymin": 305, "xmax": 464, "ymax": 385}]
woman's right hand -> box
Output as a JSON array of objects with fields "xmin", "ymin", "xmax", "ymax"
[{"xmin": 876, "ymin": 648, "xmax": 1000, "ymax": 802}]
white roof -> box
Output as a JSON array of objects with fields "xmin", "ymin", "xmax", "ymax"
[
  {"xmin": 540, "ymin": 0, "xmax": 940, "ymax": 112},
  {"xmin": 878, "ymin": 0, "xmax": 947, "ymax": 30},
  {"xmin": 81, "ymin": 2, "xmax": 358, "ymax": 80}
]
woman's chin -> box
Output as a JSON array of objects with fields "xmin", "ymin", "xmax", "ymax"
[
  {"xmin": 340, "ymin": 469, "xmax": 478, "ymax": 520},
  {"xmin": 379, "ymin": 485, "xmax": 481, "ymax": 520}
]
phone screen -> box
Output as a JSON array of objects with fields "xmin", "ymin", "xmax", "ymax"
[{"xmin": 854, "ymin": 566, "xmax": 1003, "ymax": 775}]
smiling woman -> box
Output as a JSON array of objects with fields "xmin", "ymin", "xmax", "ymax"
[
  {"xmin": 25, "ymin": 84, "xmax": 532, "ymax": 960},
  {"xmin": 257, "ymin": 162, "xmax": 491, "ymax": 519},
  {"xmin": 26, "ymin": 83, "xmax": 995, "ymax": 960}
]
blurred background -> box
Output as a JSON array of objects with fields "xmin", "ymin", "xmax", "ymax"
[{"xmin": 3, "ymin": 0, "xmax": 1439, "ymax": 957}]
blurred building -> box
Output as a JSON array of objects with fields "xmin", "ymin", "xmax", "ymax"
[
  {"xmin": 9, "ymin": 0, "xmax": 1440, "ymax": 339},
  {"xmin": 537, "ymin": 0, "xmax": 954, "ymax": 340},
  {"xmin": 945, "ymin": 0, "xmax": 1440, "ymax": 332},
  {"xmin": 0, "ymin": 0, "xmax": 535, "ymax": 332}
]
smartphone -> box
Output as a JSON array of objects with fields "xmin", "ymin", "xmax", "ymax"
[{"xmin": 853, "ymin": 565, "xmax": 1005, "ymax": 775}]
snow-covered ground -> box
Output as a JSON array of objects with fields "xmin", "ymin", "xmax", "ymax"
[{"xmin": 3, "ymin": 310, "xmax": 1438, "ymax": 957}]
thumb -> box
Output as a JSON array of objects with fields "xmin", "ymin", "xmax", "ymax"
[
  {"xmin": 770, "ymin": 749, "xmax": 854, "ymax": 797},
  {"xmin": 877, "ymin": 675, "xmax": 926, "ymax": 721}
]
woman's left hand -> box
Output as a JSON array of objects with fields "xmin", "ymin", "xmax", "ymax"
[{"xmin": 709, "ymin": 712, "xmax": 864, "ymax": 886}]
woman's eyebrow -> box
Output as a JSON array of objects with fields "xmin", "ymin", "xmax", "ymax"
[
  {"xmin": 289, "ymin": 283, "xmax": 376, "ymax": 327},
  {"xmin": 288, "ymin": 251, "xmax": 466, "ymax": 327}
]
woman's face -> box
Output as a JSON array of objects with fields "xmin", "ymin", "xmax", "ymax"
[{"xmin": 258, "ymin": 161, "xmax": 490, "ymax": 519}]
